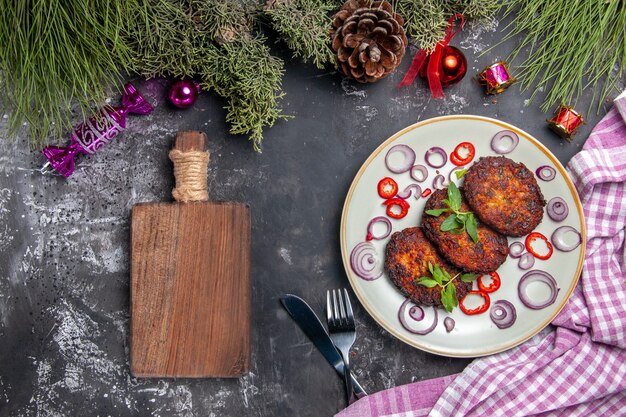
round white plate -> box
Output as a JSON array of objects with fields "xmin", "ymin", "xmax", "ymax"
[{"xmin": 340, "ymin": 115, "xmax": 585, "ymax": 357}]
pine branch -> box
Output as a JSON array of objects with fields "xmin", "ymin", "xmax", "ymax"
[
  {"xmin": 201, "ymin": 38, "xmax": 288, "ymax": 152},
  {"xmin": 396, "ymin": 0, "xmax": 500, "ymax": 51},
  {"xmin": 199, "ymin": 0, "xmax": 288, "ymax": 152},
  {"xmin": 263, "ymin": 0, "xmax": 341, "ymax": 69},
  {"xmin": 124, "ymin": 0, "xmax": 288, "ymax": 151},
  {"xmin": 0, "ymin": 0, "xmax": 133, "ymax": 147},
  {"xmin": 503, "ymin": 0, "xmax": 626, "ymax": 112},
  {"xmin": 123, "ymin": 0, "xmax": 197, "ymax": 78}
]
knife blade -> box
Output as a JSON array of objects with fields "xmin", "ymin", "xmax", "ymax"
[{"xmin": 280, "ymin": 294, "xmax": 367, "ymax": 398}]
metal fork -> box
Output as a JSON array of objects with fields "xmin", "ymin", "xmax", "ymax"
[{"xmin": 326, "ymin": 288, "xmax": 358, "ymax": 405}]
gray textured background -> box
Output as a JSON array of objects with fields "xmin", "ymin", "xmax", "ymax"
[{"xmin": 0, "ymin": 15, "xmax": 622, "ymax": 417}]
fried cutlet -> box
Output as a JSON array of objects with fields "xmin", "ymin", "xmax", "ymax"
[
  {"xmin": 384, "ymin": 227, "xmax": 471, "ymax": 308},
  {"xmin": 422, "ymin": 188, "xmax": 508, "ymax": 273},
  {"xmin": 463, "ymin": 156, "xmax": 546, "ymax": 237}
]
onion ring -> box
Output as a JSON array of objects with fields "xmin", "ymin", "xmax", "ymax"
[
  {"xmin": 491, "ymin": 130, "xmax": 519, "ymax": 154},
  {"xmin": 424, "ymin": 147, "xmax": 448, "ymax": 168},
  {"xmin": 551, "ymin": 226, "xmax": 582, "ymax": 252},
  {"xmin": 409, "ymin": 305, "xmax": 424, "ymax": 321},
  {"xmin": 536, "ymin": 165, "xmax": 556, "ymax": 181},
  {"xmin": 509, "ymin": 241, "xmax": 525, "ymax": 258},
  {"xmin": 518, "ymin": 270, "xmax": 559, "ymax": 310},
  {"xmin": 398, "ymin": 299, "xmax": 438, "ymax": 335},
  {"xmin": 444, "ymin": 317, "xmax": 455, "ymax": 333},
  {"xmin": 490, "ymin": 300, "xmax": 517, "ymax": 329},
  {"xmin": 547, "ymin": 197, "xmax": 569, "ymax": 222},
  {"xmin": 396, "ymin": 184, "xmax": 422, "ymax": 200},
  {"xmin": 432, "ymin": 174, "xmax": 448, "ymax": 190},
  {"xmin": 366, "ymin": 216, "xmax": 392, "ymax": 241},
  {"xmin": 385, "ymin": 145, "xmax": 416, "ymax": 174},
  {"xmin": 518, "ymin": 252, "xmax": 535, "ymax": 270},
  {"xmin": 349, "ymin": 242, "xmax": 383, "ymax": 281},
  {"xmin": 410, "ymin": 164, "xmax": 429, "ymax": 182}
]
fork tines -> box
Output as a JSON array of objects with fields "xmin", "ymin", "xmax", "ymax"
[{"xmin": 326, "ymin": 288, "xmax": 355, "ymax": 331}]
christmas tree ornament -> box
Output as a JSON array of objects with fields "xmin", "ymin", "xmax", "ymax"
[
  {"xmin": 478, "ymin": 61, "xmax": 515, "ymax": 95},
  {"xmin": 168, "ymin": 80, "xmax": 201, "ymax": 109},
  {"xmin": 399, "ymin": 14, "xmax": 465, "ymax": 98},
  {"xmin": 41, "ymin": 83, "xmax": 153, "ymax": 177},
  {"xmin": 430, "ymin": 45, "xmax": 466, "ymax": 87},
  {"xmin": 2, "ymin": 0, "xmax": 504, "ymax": 153},
  {"xmin": 330, "ymin": 0, "xmax": 408, "ymax": 83},
  {"xmin": 547, "ymin": 104, "xmax": 584, "ymax": 141}
]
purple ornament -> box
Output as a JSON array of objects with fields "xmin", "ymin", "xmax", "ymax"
[
  {"xmin": 168, "ymin": 80, "xmax": 201, "ymax": 109},
  {"xmin": 41, "ymin": 83, "xmax": 153, "ymax": 177}
]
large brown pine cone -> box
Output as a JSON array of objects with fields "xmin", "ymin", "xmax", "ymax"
[{"xmin": 330, "ymin": 0, "xmax": 408, "ymax": 83}]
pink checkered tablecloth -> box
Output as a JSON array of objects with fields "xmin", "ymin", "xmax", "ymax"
[{"xmin": 337, "ymin": 92, "xmax": 626, "ymax": 417}]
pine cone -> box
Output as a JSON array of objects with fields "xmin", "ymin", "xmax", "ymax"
[{"xmin": 330, "ymin": 0, "xmax": 408, "ymax": 83}]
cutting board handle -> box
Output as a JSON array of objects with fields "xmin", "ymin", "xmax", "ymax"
[{"xmin": 169, "ymin": 131, "xmax": 210, "ymax": 203}]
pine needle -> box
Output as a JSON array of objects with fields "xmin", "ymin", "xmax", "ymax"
[
  {"xmin": 502, "ymin": 0, "xmax": 626, "ymax": 112},
  {"xmin": 0, "ymin": 0, "xmax": 132, "ymax": 147}
]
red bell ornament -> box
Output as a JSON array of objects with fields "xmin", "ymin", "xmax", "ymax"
[
  {"xmin": 399, "ymin": 14, "xmax": 466, "ymax": 98},
  {"xmin": 428, "ymin": 45, "xmax": 467, "ymax": 87}
]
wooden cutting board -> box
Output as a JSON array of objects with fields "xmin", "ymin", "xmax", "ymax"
[{"xmin": 130, "ymin": 131, "xmax": 251, "ymax": 378}]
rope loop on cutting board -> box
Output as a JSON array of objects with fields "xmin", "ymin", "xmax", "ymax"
[{"xmin": 169, "ymin": 148, "xmax": 210, "ymax": 202}]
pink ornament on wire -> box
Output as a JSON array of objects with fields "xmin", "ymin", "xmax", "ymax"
[{"xmin": 168, "ymin": 80, "xmax": 201, "ymax": 109}]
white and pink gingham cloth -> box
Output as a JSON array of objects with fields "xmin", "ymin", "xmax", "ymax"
[{"xmin": 337, "ymin": 93, "xmax": 626, "ymax": 417}]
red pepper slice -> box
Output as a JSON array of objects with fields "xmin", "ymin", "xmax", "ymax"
[
  {"xmin": 383, "ymin": 198, "xmax": 410, "ymax": 219},
  {"xmin": 450, "ymin": 142, "xmax": 476, "ymax": 166},
  {"xmin": 421, "ymin": 188, "xmax": 432, "ymax": 198},
  {"xmin": 377, "ymin": 177, "xmax": 398, "ymax": 199},
  {"xmin": 525, "ymin": 232, "xmax": 554, "ymax": 260},
  {"xmin": 477, "ymin": 272, "xmax": 501, "ymax": 293},
  {"xmin": 459, "ymin": 291, "xmax": 490, "ymax": 315}
]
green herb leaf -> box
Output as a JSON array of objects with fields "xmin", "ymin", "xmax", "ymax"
[
  {"xmin": 447, "ymin": 284, "xmax": 458, "ymax": 308},
  {"xmin": 455, "ymin": 169, "xmax": 468, "ymax": 179},
  {"xmin": 431, "ymin": 271, "xmax": 443, "ymax": 286},
  {"xmin": 440, "ymin": 267, "xmax": 451, "ymax": 282},
  {"xmin": 440, "ymin": 213, "xmax": 459, "ymax": 231},
  {"xmin": 417, "ymin": 278, "xmax": 439, "ymax": 288},
  {"xmin": 466, "ymin": 213, "xmax": 479, "ymax": 243},
  {"xmin": 432, "ymin": 264, "xmax": 451, "ymax": 284},
  {"xmin": 426, "ymin": 208, "xmax": 450, "ymax": 216},
  {"xmin": 461, "ymin": 273, "xmax": 479, "ymax": 282},
  {"xmin": 447, "ymin": 182, "xmax": 462, "ymax": 211},
  {"xmin": 421, "ymin": 264, "xmax": 463, "ymax": 312},
  {"xmin": 448, "ymin": 226, "xmax": 466, "ymax": 234},
  {"xmin": 441, "ymin": 284, "xmax": 458, "ymax": 313}
]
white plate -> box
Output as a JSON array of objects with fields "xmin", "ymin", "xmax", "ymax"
[{"xmin": 340, "ymin": 115, "xmax": 585, "ymax": 357}]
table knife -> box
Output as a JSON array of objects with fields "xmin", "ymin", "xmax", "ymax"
[{"xmin": 280, "ymin": 294, "xmax": 367, "ymax": 398}]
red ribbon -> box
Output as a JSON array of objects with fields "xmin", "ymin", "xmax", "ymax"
[{"xmin": 399, "ymin": 14, "xmax": 465, "ymax": 99}]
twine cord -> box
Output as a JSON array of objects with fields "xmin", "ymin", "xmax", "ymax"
[{"xmin": 169, "ymin": 149, "xmax": 210, "ymax": 202}]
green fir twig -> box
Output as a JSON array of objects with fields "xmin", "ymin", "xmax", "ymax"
[
  {"xmin": 125, "ymin": 0, "xmax": 288, "ymax": 151},
  {"xmin": 201, "ymin": 38, "xmax": 288, "ymax": 152},
  {"xmin": 263, "ymin": 0, "xmax": 341, "ymax": 69}
]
